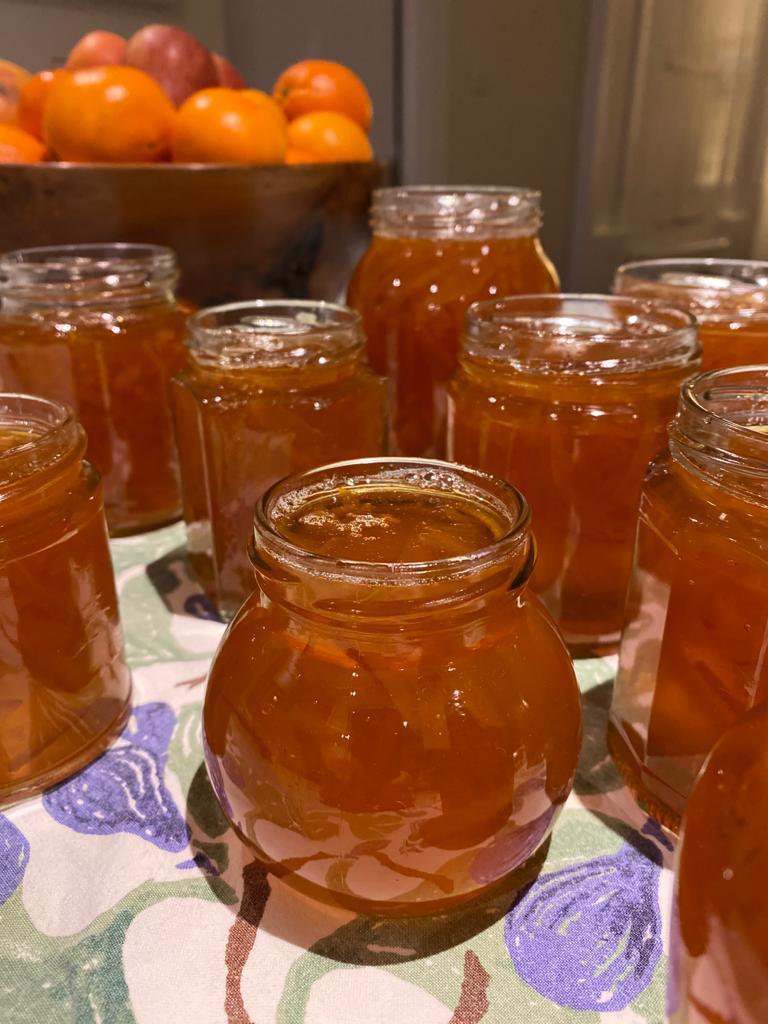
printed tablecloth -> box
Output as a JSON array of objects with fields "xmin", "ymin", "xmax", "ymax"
[{"xmin": 0, "ymin": 525, "xmax": 674, "ymax": 1024}]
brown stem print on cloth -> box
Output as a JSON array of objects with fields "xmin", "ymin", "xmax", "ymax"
[
  {"xmin": 225, "ymin": 860, "xmax": 271, "ymax": 1024},
  {"xmin": 449, "ymin": 950, "xmax": 490, "ymax": 1024}
]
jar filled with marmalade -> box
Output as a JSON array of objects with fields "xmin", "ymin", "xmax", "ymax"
[
  {"xmin": 0, "ymin": 244, "xmax": 189, "ymax": 536},
  {"xmin": 609, "ymin": 366, "xmax": 768, "ymax": 830},
  {"xmin": 669, "ymin": 704, "xmax": 768, "ymax": 1023},
  {"xmin": 448, "ymin": 294, "xmax": 700, "ymax": 652},
  {"xmin": 171, "ymin": 301, "xmax": 387, "ymax": 620},
  {"xmin": 347, "ymin": 186, "xmax": 559, "ymax": 457},
  {"xmin": 0, "ymin": 393, "xmax": 131, "ymax": 805},
  {"xmin": 615, "ymin": 258, "xmax": 768, "ymax": 372},
  {"xmin": 203, "ymin": 458, "xmax": 581, "ymax": 915}
]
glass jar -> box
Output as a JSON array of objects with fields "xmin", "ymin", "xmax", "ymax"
[
  {"xmin": 0, "ymin": 393, "xmax": 131, "ymax": 805},
  {"xmin": 203, "ymin": 458, "xmax": 581, "ymax": 914},
  {"xmin": 0, "ymin": 243, "xmax": 189, "ymax": 536},
  {"xmin": 347, "ymin": 186, "xmax": 559, "ymax": 458},
  {"xmin": 448, "ymin": 294, "xmax": 700, "ymax": 652},
  {"xmin": 614, "ymin": 258, "xmax": 768, "ymax": 372},
  {"xmin": 170, "ymin": 301, "xmax": 387, "ymax": 620},
  {"xmin": 609, "ymin": 366, "xmax": 768, "ymax": 830},
  {"xmin": 669, "ymin": 704, "xmax": 768, "ymax": 1023}
]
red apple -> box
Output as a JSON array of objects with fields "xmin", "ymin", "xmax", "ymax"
[
  {"xmin": 125, "ymin": 24, "xmax": 217, "ymax": 106},
  {"xmin": 212, "ymin": 52, "xmax": 245, "ymax": 89},
  {"xmin": 67, "ymin": 30, "xmax": 127, "ymax": 70}
]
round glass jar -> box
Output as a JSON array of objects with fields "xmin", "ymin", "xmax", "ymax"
[
  {"xmin": 669, "ymin": 704, "xmax": 768, "ymax": 1023},
  {"xmin": 0, "ymin": 393, "xmax": 131, "ymax": 805},
  {"xmin": 203, "ymin": 458, "xmax": 581, "ymax": 914},
  {"xmin": 347, "ymin": 186, "xmax": 559, "ymax": 458},
  {"xmin": 0, "ymin": 243, "xmax": 189, "ymax": 536},
  {"xmin": 448, "ymin": 294, "xmax": 700, "ymax": 652},
  {"xmin": 609, "ymin": 366, "xmax": 768, "ymax": 830},
  {"xmin": 614, "ymin": 258, "xmax": 768, "ymax": 372},
  {"xmin": 170, "ymin": 301, "xmax": 387, "ymax": 619}
]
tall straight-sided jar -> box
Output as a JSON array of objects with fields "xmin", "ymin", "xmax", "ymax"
[
  {"xmin": 448, "ymin": 294, "xmax": 700, "ymax": 651},
  {"xmin": 0, "ymin": 393, "xmax": 131, "ymax": 804},
  {"xmin": 0, "ymin": 243, "xmax": 188, "ymax": 535},
  {"xmin": 347, "ymin": 186, "xmax": 559, "ymax": 457}
]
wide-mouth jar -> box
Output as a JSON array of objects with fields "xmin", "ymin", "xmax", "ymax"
[
  {"xmin": 0, "ymin": 393, "xmax": 131, "ymax": 804},
  {"xmin": 449, "ymin": 293, "xmax": 700, "ymax": 652},
  {"xmin": 609, "ymin": 365, "xmax": 768, "ymax": 829},
  {"xmin": 202, "ymin": 457, "xmax": 581, "ymax": 914}
]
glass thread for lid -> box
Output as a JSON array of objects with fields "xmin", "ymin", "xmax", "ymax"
[{"xmin": 370, "ymin": 186, "xmax": 543, "ymax": 239}]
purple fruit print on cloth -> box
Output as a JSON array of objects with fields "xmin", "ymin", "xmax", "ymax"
[
  {"xmin": 504, "ymin": 831, "xmax": 662, "ymax": 1011},
  {"xmin": 0, "ymin": 815, "xmax": 29, "ymax": 905},
  {"xmin": 43, "ymin": 703, "xmax": 189, "ymax": 853}
]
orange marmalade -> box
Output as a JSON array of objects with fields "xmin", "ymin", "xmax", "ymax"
[
  {"xmin": 347, "ymin": 187, "xmax": 559, "ymax": 458},
  {"xmin": 609, "ymin": 366, "xmax": 768, "ymax": 830},
  {"xmin": 0, "ymin": 394, "xmax": 131, "ymax": 805},
  {"xmin": 0, "ymin": 244, "xmax": 189, "ymax": 535},
  {"xmin": 615, "ymin": 259, "xmax": 768, "ymax": 372},
  {"xmin": 670, "ymin": 704, "xmax": 768, "ymax": 1023},
  {"xmin": 449, "ymin": 295, "xmax": 700, "ymax": 652},
  {"xmin": 203, "ymin": 459, "xmax": 581, "ymax": 914},
  {"xmin": 170, "ymin": 301, "xmax": 386, "ymax": 619}
]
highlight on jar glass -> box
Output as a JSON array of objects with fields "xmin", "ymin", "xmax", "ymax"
[
  {"xmin": 0, "ymin": 393, "xmax": 131, "ymax": 806},
  {"xmin": 668, "ymin": 704, "xmax": 768, "ymax": 1024},
  {"xmin": 202, "ymin": 458, "xmax": 581, "ymax": 914},
  {"xmin": 347, "ymin": 186, "xmax": 559, "ymax": 459},
  {"xmin": 448, "ymin": 294, "xmax": 701, "ymax": 653},
  {"xmin": 609, "ymin": 365, "xmax": 768, "ymax": 831},
  {"xmin": 614, "ymin": 258, "xmax": 768, "ymax": 372},
  {"xmin": 0, "ymin": 243, "xmax": 189, "ymax": 536},
  {"xmin": 170, "ymin": 300, "xmax": 387, "ymax": 620}
]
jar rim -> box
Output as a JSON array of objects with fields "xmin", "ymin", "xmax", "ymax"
[
  {"xmin": 0, "ymin": 392, "xmax": 82, "ymax": 487},
  {"xmin": 464, "ymin": 293, "xmax": 701, "ymax": 375},
  {"xmin": 371, "ymin": 185, "xmax": 542, "ymax": 239},
  {"xmin": 253, "ymin": 457, "xmax": 531, "ymax": 585},
  {"xmin": 0, "ymin": 242, "xmax": 178, "ymax": 304},
  {"xmin": 188, "ymin": 299, "xmax": 364, "ymax": 370}
]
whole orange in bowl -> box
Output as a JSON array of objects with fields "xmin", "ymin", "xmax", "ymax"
[
  {"xmin": 44, "ymin": 66, "xmax": 175, "ymax": 162},
  {"xmin": 172, "ymin": 87, "xmax": 287, "ymax": 164},
  {"xmin": 286, "ymin": 111, "xmax": 372, "ymax": 164},
  {"xmin": 17, "ymin": 69, "xmax": 67, "ymax": 140},
  {"xmin": 273, "ymin": 59, "xmax": 372, "ymax": 130},
  {"xmin": 0, "ymin": 124, "xmax": 45, "ymax": 163},
  {"xmin": 241, "ymin": 89, "xmax": 287, "ymax": 133},
  {"xmin": 0, "ymin": 60, "xmax": 30, "ymax": 125}
]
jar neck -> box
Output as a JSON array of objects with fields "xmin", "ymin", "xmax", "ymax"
[
  {"xmin": 0, "ymin": 394, "xmax": 87, "ymax": 525},
  {"xmin": 0, "ymin": 243, "xmax": 178, "ymax": 310},
  {"xmin": 668, "ymin": 366, "xmax": 768, "ymax": 508},
  {"xmin": 371, "ymin": 186, "xmax": 543, "ymax": 240},
  {"xmin": 187, "ymin": 299, "xmax": 366, "ymax": 387},
  {"xmin": 249, "ymin": 458, "xmax": 534, "ymax": 625}
]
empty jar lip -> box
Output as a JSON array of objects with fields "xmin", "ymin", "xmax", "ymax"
[
  {"xmin": 615, "ymin": 258, "xmax": 768, "ymax": 322},
  {"xmin": 188, "ymin": 299, "xmax": 365, "ymax": 370},
  {"xmin": 254, "ymin": 457, "xmax": 531, "ymax": 585},
  {"xmin": 0, "ymin": 392, "xmax": 82, "ymax": 487},
  {"xmin": 371, "ymin": 185, "xmax": 542, "ymax": 238},
  {"xmin": 464, "ymin": 293, "xmax": 700, "ymax": 374},
  {"xmin": 0, "ymin": 243, "xmax": 178, "ymax": 304}
]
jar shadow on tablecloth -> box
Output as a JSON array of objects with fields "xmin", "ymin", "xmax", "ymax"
[{"xmin": 145, "ymin": 546, "xmax": 225, "ymax": 623}]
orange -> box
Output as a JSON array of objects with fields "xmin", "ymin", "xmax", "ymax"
[
  {"xmin": 0, "ymin": 124, "xmax": 45, "ymax": 163},
  {"xmin": 0, "ymin": 60, "xmax": 31, "ymax": 125},
  {"xmin": 241, "ymin": 89, "xmax": 288, "ymax": 133},
  {"xmin": 273, "ymin": 59, "xmax": 372, "ymax": 130},
  {"xmin": 286, "ymin": 111, "xmax": 373, "ymax": 164},
  {"xmin": 172, "ymin": 87, "xmax": 286, "ymax": 164},
  {"xmin": 17, "ymin": 69, "xmax": 66, "ymax": 140},
  {"xmin": 44, "ymin": 66, "xmax": 174, "ymax": 163}
]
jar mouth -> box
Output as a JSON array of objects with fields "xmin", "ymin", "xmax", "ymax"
[
  {"xmin": 371, "ymin": 185, "xmax": 542, "ymax": 239},
  {"xmin": 0, "ymin": 393, "xmax": 81, "ymax": 488},
  {"xmin": 188, "ymin": 300, "xmax": 364, "ymax": 370},
  {"xmin": 615, "ymin": 258, "xmax": 768, "ymax": 323},
  {"xmin": 254, "ymin": 457, "xmax": 531, "ymax": 585},
  {"xmin": 0, "ymin": 243, "xmax": 178, "ymax": 305},
  {"xmin": 464, "ymin": 294, "xmax": 700, "ymax": 374}
]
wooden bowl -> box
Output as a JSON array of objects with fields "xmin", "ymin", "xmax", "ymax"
[{"xmin": 0, "ymin": 162, "xmax": 388, "ymax": 307}]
